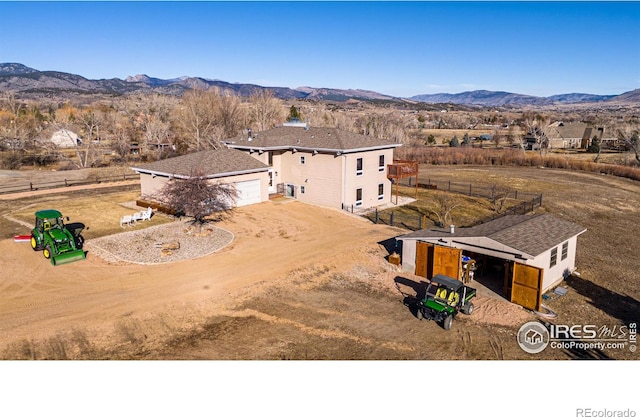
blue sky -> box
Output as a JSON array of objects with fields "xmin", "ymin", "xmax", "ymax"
[{"xmin": 1, "ymin": 1, "xmax": 638, "ymax": 97}]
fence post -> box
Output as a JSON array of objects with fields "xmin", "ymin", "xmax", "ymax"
[
  {"xmin": 375, "ymin": 208, "xmax": 379, "ymax": 224},
  {"xmin": 469, "ymin": 184, "xmax": 472, "ymax": 196},
  {"xmin": 390, "ymin": 211, "xmax": 394, "ymax": 226},
  {"xmin": 65, "ymin": 179, "xmax": 68, "ymax": 187},
  {"xmin": 30, "ymin": 182, "xmax": 34, "ymax": 191},
  {"xmin": 448, "ymin": 180, "xmax": 451, "ymax": 191},
  {"xmin": 514, "ymin": 190, "xmax": 518, "ymax": 200}
]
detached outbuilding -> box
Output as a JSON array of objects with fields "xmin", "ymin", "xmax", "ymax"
[
  {"xmin": 396, "ymin": 214, "xmax": 586, "ymax": 311},
  {"xmin": 131, "ymin": 147, "xmax": 270, "ymax": 207}
]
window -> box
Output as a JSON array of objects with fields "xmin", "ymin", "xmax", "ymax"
[
  {"xmin": 300, "ymin": 185, "xmax": 306, "ymax": 194},
  {"xmin": 550, "ymin": 247, "xmax": 558, "ymax": 268},
  {"xmin": 356, "ymin": 157, "xmax": 363, "ymax": 176},
  {"xmin": 300, "ymin": 156, "xmax": 306, "ymax": 165},
  {"xmin": 378, "ymin": 183, "xmax": 384, "ymax": 200},
  {"xmin": 561, "ymin": 241, "xmax": 568, "ymax": 261},
  {"xmin": 379, "ymin": 154, "xmax": 385, "ymax": 172},
  {"xmin": 355, "ymin": 188, "xmax": 363, "ymax": 206}
]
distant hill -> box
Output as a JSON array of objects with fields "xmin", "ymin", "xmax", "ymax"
[
  {"xmin": 410, "ymin": 90, "xmax": 554, "ymax": 106},
  {"xmin": 409, "ymin": 90, "xmax": 627, "ymax": 106},
  {"xmin": 547, "ymin": 93, "xmax": 616, "ymax": 103},
  {"xmin": 0, "ymin": 63, "xmax": 637, "ymax": 106}
]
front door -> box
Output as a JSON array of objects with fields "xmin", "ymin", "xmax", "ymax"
[
  {"xmin": 285, "ymin": 183, "xmax": 296, "ymax": 198},
  {"xmin": 268, "ymin": 169, "xmax": 275, "ymax": 193}
]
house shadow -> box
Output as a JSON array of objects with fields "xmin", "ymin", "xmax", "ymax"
[
  {"xmin": 378, "ymin": 237, "xmax": 401, "ymax": 262},
  {"xmin": 394, "ymin": 276, "xmax": 427, "ymax": 319},
  {"xmin": 564, "ymin": 273, "xmax": 640, "ymax": 326}
]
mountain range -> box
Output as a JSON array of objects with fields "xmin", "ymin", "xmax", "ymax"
[{"xmin": 1, "ymin": 63, "xmax": 638, "ymax": 107}]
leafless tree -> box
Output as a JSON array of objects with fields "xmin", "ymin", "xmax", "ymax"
[
  {"xmin": 426, "ymin": 192, "xmax": 460, "ymax": 227},
  {"xmin": 490, "ymin": 184, "xmax": 511, "ymax": 213},
  {"xmin": 50, "ymin": 106, "xmax": 102, "ymax": 168},
  {"xmin": 616, "ymin": 123, "xmax": 640, "ymax": 164},
  {"xmin": 174, "ymin": 89, "xmax": 246, "ymax": 151},
  {"xmin": 154, "ymin": 172, "xmax": 239, "ymax": 230},
  {"xmin": 249, "ymin": 89, "xmax": 283, "ymax": 131},
  {"xmin": 523, "ymin": 112, "xmax": 550, "ymax": 155}
]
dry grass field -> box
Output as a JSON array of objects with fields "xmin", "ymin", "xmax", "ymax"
[{"xmin": 0, "ymin": 165, "xmax": 638, "ymax": 361}]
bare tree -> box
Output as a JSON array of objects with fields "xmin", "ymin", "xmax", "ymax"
[
  {"xmin": 51, "ymin": 106, "xmax": 102, "ymax": 168},
  {"xmin": 490, "ymin": 184, "xmax": 511, "ymax": 213},
  {"xmin": 174, "ymin": 88, "xmax": 247, "ymax": 152},
  {"xmin": 249, "ymin": 89, "xmax": 283, "ymax": 131},
  {"xmin": 616, "ymin": 123, "xmax": 640, "ymax": 164},
  {"xmin": 426, "ymin": 192, "xmax": 460, "ymax": 227},
  {"xmin": 155, "ymin": 172, "xmax": 239, "ymax": 230},
  {"xmin": 523, "ymin": 112, "xmax": 551, "ymax": 155}
]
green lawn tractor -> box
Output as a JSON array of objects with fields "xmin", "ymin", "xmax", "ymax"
[
  {"xmin": 416, "ymin": 274, "xmax": 476, "ymax": 330},
  {"xmin": 30, "ymin": 209, "xmax": 86, "ymax": 266}
]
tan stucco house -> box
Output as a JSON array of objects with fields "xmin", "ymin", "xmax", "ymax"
[
  {"xmin": 131, "ymin": 147, "xmax": 271, "ymax": 207},
  {"xmin": 224, "ymin": 123, "xmax": 402, "ymax": 210}
]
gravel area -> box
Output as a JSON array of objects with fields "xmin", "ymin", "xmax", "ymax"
[{"xmin": 85, "ymin": 221, "xmax": 234, "ymax": 265}]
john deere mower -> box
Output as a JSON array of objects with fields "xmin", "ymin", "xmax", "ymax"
[
  {"xmin": 30, "ymin": 209, "xmax": 86, "ymax": 266},
  {"xmin": 416, "ymin": 274, "xmax": 476, "ymax": 330}
]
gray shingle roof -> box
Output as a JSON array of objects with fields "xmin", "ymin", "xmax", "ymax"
[
  {"xmin": 131, "ymin": 147, "xmax": 269, "ymax": 178},
  {"xmin": 399, "ymin": 214, "xmax": 586, "ymax": 257},
  {"xmin": 225, "ymin": 126, "xmax": 400, "ymax": 153}
]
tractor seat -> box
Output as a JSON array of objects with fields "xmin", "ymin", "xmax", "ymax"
[
  {"xmin": 448, "ymin": 292, "xmax": 460, "ymax": 307},
  {"xmin": 43, "ymin": 221, "xmax": 51, "ymax": 231},
  {"xmin": 436, "ymin": 287, "xmax": 448, "ymax": 301}
]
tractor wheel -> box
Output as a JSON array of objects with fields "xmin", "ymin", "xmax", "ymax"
[
  {"xmin": 443, "ymin": 315, "xmax": 453, "ymax": 331},
  {"xmin": 462, "ymin": 302, "xmax": 474, "ymax": 315},
  {"xmin": 43, "ymin": 246, "xmax": 52, "ymax": 259},
  {"xmin": 416, "ymin": 308, "xmax": 423, "ymax": 320},
  {"xmin": 30, "ymin": 236, "xmax": 40, "ymax": 251}
]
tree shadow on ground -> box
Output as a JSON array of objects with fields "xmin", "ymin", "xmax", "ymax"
[
  {"xmin": 560, "ymin": 338, "xmax": 612, "ymax": 360},
  {"xmin": 394, "ymin": 276, "xmax": 427, "ymax": 319},
  {"xmin": 565, "ymin": 273, "xmax": 640, "ymax": 326}
]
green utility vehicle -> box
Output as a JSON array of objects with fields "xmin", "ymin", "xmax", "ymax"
[
  {"xmin": 416, "ymin": 274, "xmax": 476, "ymax": 330},
  {"xmin": 30, "ymin": 209, "xmax": 86, "ymax": 266}
]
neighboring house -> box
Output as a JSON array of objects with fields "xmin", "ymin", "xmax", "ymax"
[
  {"xmin": 224, "ymin": 123, "xmax": 402, "ymax": 210},
  {"xmin": 131, "ymin": 147, "xmax": 270, "ymax": 207},
  {"xmin": 396, "ymin": 214, "xmax": 586, "ymax": 311},
  {"xmin": 49, "ymin": 129, "xmax": 82, "ymax": 148},
  {"xmin": 544, "ymin": 121, "xmax": 614, "ymax": 150}
]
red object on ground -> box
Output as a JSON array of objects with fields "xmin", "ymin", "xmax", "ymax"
[{"xmin": 14, "ymin": 235, "xmax": 31, "ymax": 242}]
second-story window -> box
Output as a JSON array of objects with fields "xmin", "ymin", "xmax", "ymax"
[
  {"xmin": 356, "ymin": 157, "xmax": 363, "ymax": 176},
  {"xmin": 300, "ymin": 156, "xmax": 306, "ymax": 165},
  {"xmin": 379, "ymin": 155, "xmax": 385, "ymax": 172}
]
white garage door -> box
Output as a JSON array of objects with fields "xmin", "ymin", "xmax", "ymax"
[{"xmin": 235, "ymin": 179, "xmax": 261, "ymax": 207}]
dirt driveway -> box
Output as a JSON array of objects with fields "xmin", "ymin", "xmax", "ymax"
[{"xmin": 0, "ymin": 165, "xmax": 638, "ymax": 360}]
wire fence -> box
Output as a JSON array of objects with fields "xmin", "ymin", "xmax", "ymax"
[
  {"xmin": 0, "ymin": 173, "xmax": 140, "ymax": 195},
  {"xmin": 358, "ymin": 178, "xmax": 543, "ymax": 231}
]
